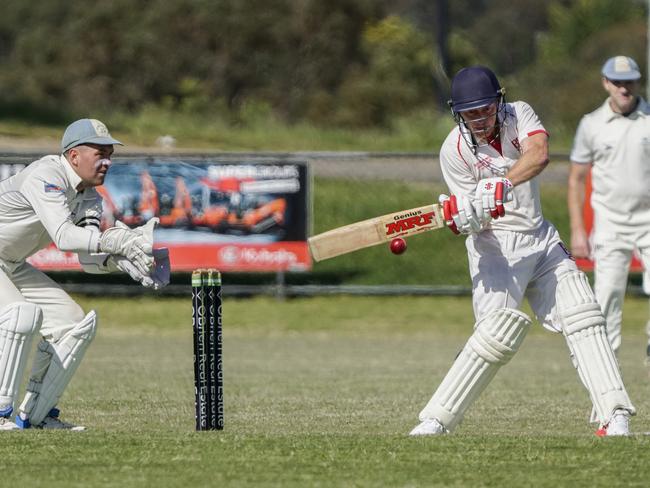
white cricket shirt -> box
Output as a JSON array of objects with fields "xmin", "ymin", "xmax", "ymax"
[
  {"xmin": 439, "ymin": 101, "xmax": 548, "ymax": 231},
  {"xmin": 0, "ymin": 154, "xmax": 102, "ymax": 263},
  {"xmin": 570, "ymin": 97, "xmax": 650, "ymax": 231}
]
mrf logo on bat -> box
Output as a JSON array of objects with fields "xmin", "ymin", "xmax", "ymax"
[{"xmin": 385, "ymin": 209, "xmax": 437, "ymax": 236}]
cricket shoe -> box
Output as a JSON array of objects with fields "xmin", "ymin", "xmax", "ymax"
[
  {"xmin": 0, "ymin": 406, "xmax": 19, "ymax": 431},
  {"xmin": 409, "ymin": 418, "xmax": 447, "ymax": 436},
  {"xmin": 16, "ymin": 408, "xmax": 86, "ymax": 431},
  {"xmin": 0, "ymin": 417, "xmax": 20, "ymax": 431},
  {"xmin": 595, "ymin": 409, "xmax": 630, "ymax": 437}
]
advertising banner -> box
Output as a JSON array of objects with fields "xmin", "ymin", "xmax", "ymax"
[{"xmin": 21, "ymin": 158, "xmax": 312, "ymax": 272}]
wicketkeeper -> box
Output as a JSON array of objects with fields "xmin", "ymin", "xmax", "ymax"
[
  {"xmin": 0, "ymin": 119, "xmax": 170, "ymax": 431},
  {"xmin": 410, "ymin": 66, "xmax": 635, "ymax": 437}
]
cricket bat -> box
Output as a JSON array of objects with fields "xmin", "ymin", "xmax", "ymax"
[{"xmin": 308, "ymin": 203, "xmax": 445, "ymax": 262}]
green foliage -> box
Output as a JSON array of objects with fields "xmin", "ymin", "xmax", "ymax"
[
  {"xmin": 333, "ymin": 16, "xmax": 437, "ymax": 127},
  {"xmin": 2, "ymin": 294, "xmax": 650, "ymax": 487},
  {"xmin": 520, "ymin": 0, "xmax": 646, "ymax": 130},
  {"xmin": 0, "ymin": 0, "xmax": 391, "ymax": 124},
  {"xmin": 0, "ymin": 1, "xmax": 647, "ymax": 143},
  {"xmin": 448, "ymin": 0, "xmax": 553, "ymax": 75},
  {"xmin": 541, "ymin": 0, "xmax": 643, "ymax": 62}
]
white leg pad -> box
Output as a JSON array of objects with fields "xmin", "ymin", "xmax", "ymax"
[
  {"xmin": 0, "ymin": 302, "xmax": 43, "ymax": 409},
  {"xmin": 556, "ymin": 271, "xmax": 635, "ymax": 423},
  {"xmin": 19, "ymin": 310, "xmax": 97, "ymax": 425},
  {"xmin": 418, "ymin": 308, "xmax": 531, "ymax": 432}
]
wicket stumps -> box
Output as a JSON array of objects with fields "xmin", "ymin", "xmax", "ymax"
[{"xmin": 191, "ymin": 269, "xmax": 223, "ymax": 431}]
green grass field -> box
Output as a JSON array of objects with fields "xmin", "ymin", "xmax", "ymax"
[
  {"xmin": 0, "ymin": 109, "xmax": 576, "ymax": 152},
  {"xmin": 4, "ymin": 295, "xmax": 650, "ymax": 487}
]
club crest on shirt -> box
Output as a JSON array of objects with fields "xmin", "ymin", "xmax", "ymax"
[
  {"xmin": 44, "ymin": 182, "xmax": 65, "ymax": 193},
  {"xmin": 511, "ymin": 137, "xmax": 521, "ymax": 152}
]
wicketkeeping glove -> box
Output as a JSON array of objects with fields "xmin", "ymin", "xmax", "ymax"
[
  {"xmin": 148, "ymin": 248, "xmax": 171, "ymax": 290},
  {"xmin": 99, "ymin": 225, "xmax": 154, "ymax": 275},
  {"xmin": 112, "ymin": 218, "xmax": 170, "ymax": 290},
  {"xmin": 108, "ymin": 254, "xmax": 150, "ymax": 283},
  {"xmin": 109, "ymin": 248, "xmax": 170, "ymax": 290}
]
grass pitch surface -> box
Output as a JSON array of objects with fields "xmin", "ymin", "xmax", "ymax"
[{"xmin": 4, "ymin": 295, "xmax": 650, "ymax": 487}]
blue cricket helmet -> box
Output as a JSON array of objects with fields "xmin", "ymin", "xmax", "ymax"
[{"xmin": 448, "ymin": 66, "xmax": 504, "ymax": 113}]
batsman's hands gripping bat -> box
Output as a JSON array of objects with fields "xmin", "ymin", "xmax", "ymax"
[
  {"xmin": 439, "ymin": 182, "xmax": 513, "ymax": 235},
  {"xmin": 308, "ymin": 203, "xmax": 445, "ymax": 262},
  {"xmin": 438, "ymin": 194, "xmax": 482, "ymax": 235}
]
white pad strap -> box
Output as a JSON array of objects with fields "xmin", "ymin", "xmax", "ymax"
[
  {"xmin": 0, "ymin": 302, "xmax": 42, "ymax": 410},
  {"xmin": 19, "ymin": 310, "xmax": 97, "ymax": 424},
  {"xmin": 556, "ymin": 271, "xmax": 635, "ymax": 422},
  {"xmin": 418, "ymin": 308, "xmax": 531, "ymax": 432}
]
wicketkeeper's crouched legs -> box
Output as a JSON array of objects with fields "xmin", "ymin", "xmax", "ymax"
[
  {"xmin": 18, "ymin": 310, "xmax": 97, "ymax": 426},
  {"xmin": 0, "ymin": 302, "xmax": 43, "ymax": 415},
  {"xmin": 556, "ymin": 271, "xmax": 635, "ymax": 425},
  {"xmin": 414, "ymin": 308, "xmax": 531, "ymax": 433}
]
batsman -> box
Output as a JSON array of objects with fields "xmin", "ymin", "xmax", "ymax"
[
  {"xmin": 0, "ymin": 119, "xmax": 170, "ymax": 431},
  {"xmin": 410, "ymin": 66, "xmax": 635, "ymax": 437}
]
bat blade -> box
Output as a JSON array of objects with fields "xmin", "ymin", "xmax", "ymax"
[{"xmin": 308, "ymin": 203, "xmax": 445, "ymax": 262}]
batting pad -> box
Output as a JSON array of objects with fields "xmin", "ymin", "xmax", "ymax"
[
  {"xmin": 20, "ymin": 310, "xmax": 97, "ymax": 425},
  {"xmin": 556, "ymin": 271, "xmax": 635, "ymax": 423},
  {"xmin": 418, "ymin": 308, "xmax": 531, "ymax": 432},
  {"xmin": 0, "ymin": 302, "xmax": 42, "ymax": 409}
]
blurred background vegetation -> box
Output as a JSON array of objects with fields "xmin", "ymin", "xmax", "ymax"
[{"xmin": 0, "ymin": 0, "xmax": 646, "ymax": 151}]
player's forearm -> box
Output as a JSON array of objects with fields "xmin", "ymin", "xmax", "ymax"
[
  {"xmin": 505, "ymin": 139, "xmax": 549, "ymax": 186},
  {"xmin": 567, "ymin": 172, "xmax": 587, "ymax": 232},
  {"xmin": 53, "ymin": 220, "xmax": 101, "ymax": 253}
]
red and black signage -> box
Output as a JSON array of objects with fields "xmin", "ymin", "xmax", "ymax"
[{"xmin": 27, "ymin": 159, "xmax": 312, "ymax": 272}]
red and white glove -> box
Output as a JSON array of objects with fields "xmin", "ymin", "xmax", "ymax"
[
  {"xmin": 438, "ymin": 194, "xmax": 482, "ymax": 235},
  {"xmin": 474, "ymin": 177, "xmax": 513, "ymax": 219}
]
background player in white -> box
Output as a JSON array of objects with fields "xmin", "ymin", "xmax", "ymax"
[
  {"xmin": 0, "ymin": 118, "xmax": 169, "ymax": 431},
  {"xmin": 568, "ymin": 55, "xmax": 650, "ymax": 361},
  {"xmin": 409, "ymin": 66, "xmax": 635, "ymax": 437}
]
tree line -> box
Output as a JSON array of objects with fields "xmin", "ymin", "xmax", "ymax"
[{"xmin": 0, "ymin": 0, "xmax": 645, "ymax": 130}]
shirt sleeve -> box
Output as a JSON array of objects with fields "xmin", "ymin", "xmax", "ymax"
[
  {"xmin": 20, "ymin": 168, "xmax": 100, "ymax": 253},
  {"xmin": 514, "ymin": 101, "xmax": 547, "ymax": 140},
  {"xmin": 74, "ymin": 188, "xmax": 104, "ymax": 229},
  {"xmin": 75, "ymin": 189, "xmax": 110, "ymax": 272},
  {"xmin": 569, "ymin": 117, "xmax": 593, "ymax": 164}
]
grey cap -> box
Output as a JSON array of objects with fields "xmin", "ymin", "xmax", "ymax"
[
  {"xmin": 61, "ymin": 118, "xmax": 123, "ymax": 153},
  {"xmin": 601, "ymin": 56, "xmax": 641, "ymax": 81}
]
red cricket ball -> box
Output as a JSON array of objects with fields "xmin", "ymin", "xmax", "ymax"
[{"xmin": 389, "ymin": 237, "xmax": 407, "ymax": 255}]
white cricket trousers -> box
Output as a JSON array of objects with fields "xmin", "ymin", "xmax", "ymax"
[
  {"xmin": 467, "ymin": 220, "xmax": 578, "ymax": 332},
  {"xmin": 592, "ymin": 227, "xmax": 650, "ymax": 352},
  {"xmin": 0, "ymin": 259, "xmax": 85, "ymax": 342}
]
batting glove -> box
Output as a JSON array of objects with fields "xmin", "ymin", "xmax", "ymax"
[
  {"xmin": 438, "ymin": 194, "xmax": 482, "ymax": 235},
  {"xmin": 474, "ymin": 177, "xmax": 513, "ymax": 219}
]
